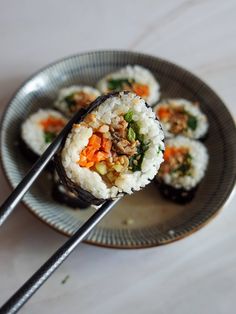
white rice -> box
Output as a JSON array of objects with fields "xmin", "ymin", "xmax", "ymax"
[
  {"xmin": 96, "ymin": 65, "xmax": 160, "ymax": 106},
  {"xmin": 21, "ymin": 109, "xmax": 67, "ymax": 155},
  {"xmin": 154, "ymin": 98, "xmax": 208, "ymax": 139},
  {"xmin": 159, "ymin": 136, "xmax": 208, "ymax": 190},
  {"xmin": 54, "ymin": 85, "xmax": 101, "ymax": 117},
  {"xmin": 61, "ymin": 92, "xmax": 164, "ymax": 199}
]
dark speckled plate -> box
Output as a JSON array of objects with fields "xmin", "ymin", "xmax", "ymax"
[{"xmin": 1, "ymin": 51, "xmax": 236, "ymax": 248}]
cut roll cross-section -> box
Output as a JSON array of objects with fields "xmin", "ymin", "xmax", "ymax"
[
  {"xmin": 56, "ymin": 91, "xmax": 165, "ymax": 207},
  {"xmin": 154, "ymin": 98, "xmax": 208, "ymax": 139},
  {"xmin": 20, "ymin": 109, "xmax": 67, "ymax": 164},
  {"xmin": 97, "ymin": 65, "xmax": 160, "ymax": 106},
  {"xmin": 54, "ymin": 86, "xmax": 101, "ymax": 118},
  {"xmin": 156, "ymin": 136, "xmax": 209, "ymax": 203}
]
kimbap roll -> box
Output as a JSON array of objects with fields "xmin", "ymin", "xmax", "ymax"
[
  {"xmin": 56, "ymin": 91, "xmax": 164, "ymax": 207},
  {"xmin": 51, "ymin": 171, "xmax": 88, "ymax": 209},
  {"xmin": 154, "ymin": 99, "xmax": 208, "ymax": 139},
  {"xmin": 54, "ymin": 86, "xmax": 101, "ymax": 118},
  {"xmin": 21, "ymin": 109, "xmax": 67, "ymax": 162},
  {"xmin": 156, "ymin": 136, "xmax": 209, "ymax": 203},
  {"xmin": 97, "ymin": 65, "xmax": 160, "ymax": 106}
]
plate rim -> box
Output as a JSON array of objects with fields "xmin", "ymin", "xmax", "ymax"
[
  {"xmin": 1, "ymin": 49, "xmax": 236, "ymax": 249},
  {"xmin": 1, "ymin": 167, "xmax": 235, "ymax": 249}
]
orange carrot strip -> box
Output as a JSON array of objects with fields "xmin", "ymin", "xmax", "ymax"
[
  {"xmin": 157, "ymin": 107, "xmax": 171, "ymax": 120},
  {"xmin": 77, "ymin": 159, "xmax": 87, "ymax": 167},
  {"xmin": 101, "ymin": 138, "xmax": 112, "ymax": 153},
  {"xmin": 93, "ymin": 151, "xmax": 109, "ymax": 163},
  {"xmin": 83, "ymin": 147, "xmax": 95, "ymax": 161},
  {"xmin": 164, "ymin": 147, "xmax": 171, "ymax": 160},
  {"xmin": 88, "ymin": 134, "xmax": 101, "ymax": 150},
  {"xmin": 132, "ymin": 83, "xmax": 149, "ymax": 97},
  {"xmin": 86, "ymin": 161, "xmax": 94, "ymax": 168},
  {"xmin": 40, "ymin": 117, "xmax": 65, "ymax": 129}
]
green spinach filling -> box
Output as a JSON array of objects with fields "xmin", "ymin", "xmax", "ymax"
[
  {"xmin": 108, "ymin": 79, "xmax": 134, "ymax": 91},
  {"xmin": 44, "ymin": 131, "xmax": 56, "ymax": 143},
  {"xmin": 124, "ymin": 110, "xmax": 150, "ymax": 172},
  {"xmin": 172, "ymin": 153, "xmax": 192, "ymax": 176},
  {"xmin": 187, "ymin": 114, "xmax": 197, "ymax": 130},
  {"xmin": 64, "ymin": 93, "xmax": 76, "ymax": 108}
]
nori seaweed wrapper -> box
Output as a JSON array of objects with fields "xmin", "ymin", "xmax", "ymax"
[
  {"xmin": 156, "ymin": 179, "xmax": 198, "ymax": 204},
  {"xmin": 199, "ymin": 131, "xmax": 209, "ymax": 142},
  {"xmin": 55, "ymin": 154, "xmax": 106, "ymax": 207},
  {"xmin": 51, "ymin": 172, "xmax": 89, "ymax": 209}
]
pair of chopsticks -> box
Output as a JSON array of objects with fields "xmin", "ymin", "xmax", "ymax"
[{"xmin": 0, "ymin": 108, "xmax": 119, "ymax": 314}]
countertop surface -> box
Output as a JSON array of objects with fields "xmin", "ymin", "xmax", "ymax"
[{"xmin": 0, "ymin": 1, "xmax": 235, "ymax": 313}]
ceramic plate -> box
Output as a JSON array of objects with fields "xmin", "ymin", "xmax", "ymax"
[{"xmin": 1, "ymin": 51, "xmax": 236, "ymax": 248}]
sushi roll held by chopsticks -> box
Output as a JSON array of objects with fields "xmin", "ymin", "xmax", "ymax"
[{"xmin": 56, "ymin": 91, "xmax": 165, "ymax": 207}]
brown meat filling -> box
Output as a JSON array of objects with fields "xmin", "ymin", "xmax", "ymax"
[{"xmin": 110, "ymin": 116, "xmax": 139, "ymax": 156}]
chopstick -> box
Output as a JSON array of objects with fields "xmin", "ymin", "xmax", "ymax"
[
  {"xmin": 0, "ymin": 198, "xmax": 119, "ymax": 314},
  {"xmin": 0, "ymin": 96, "xmax": 121, "ymax": 313},
  {"xmin": 0, "ymin": 108, "xmax": 87, "ymax": 226}
]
